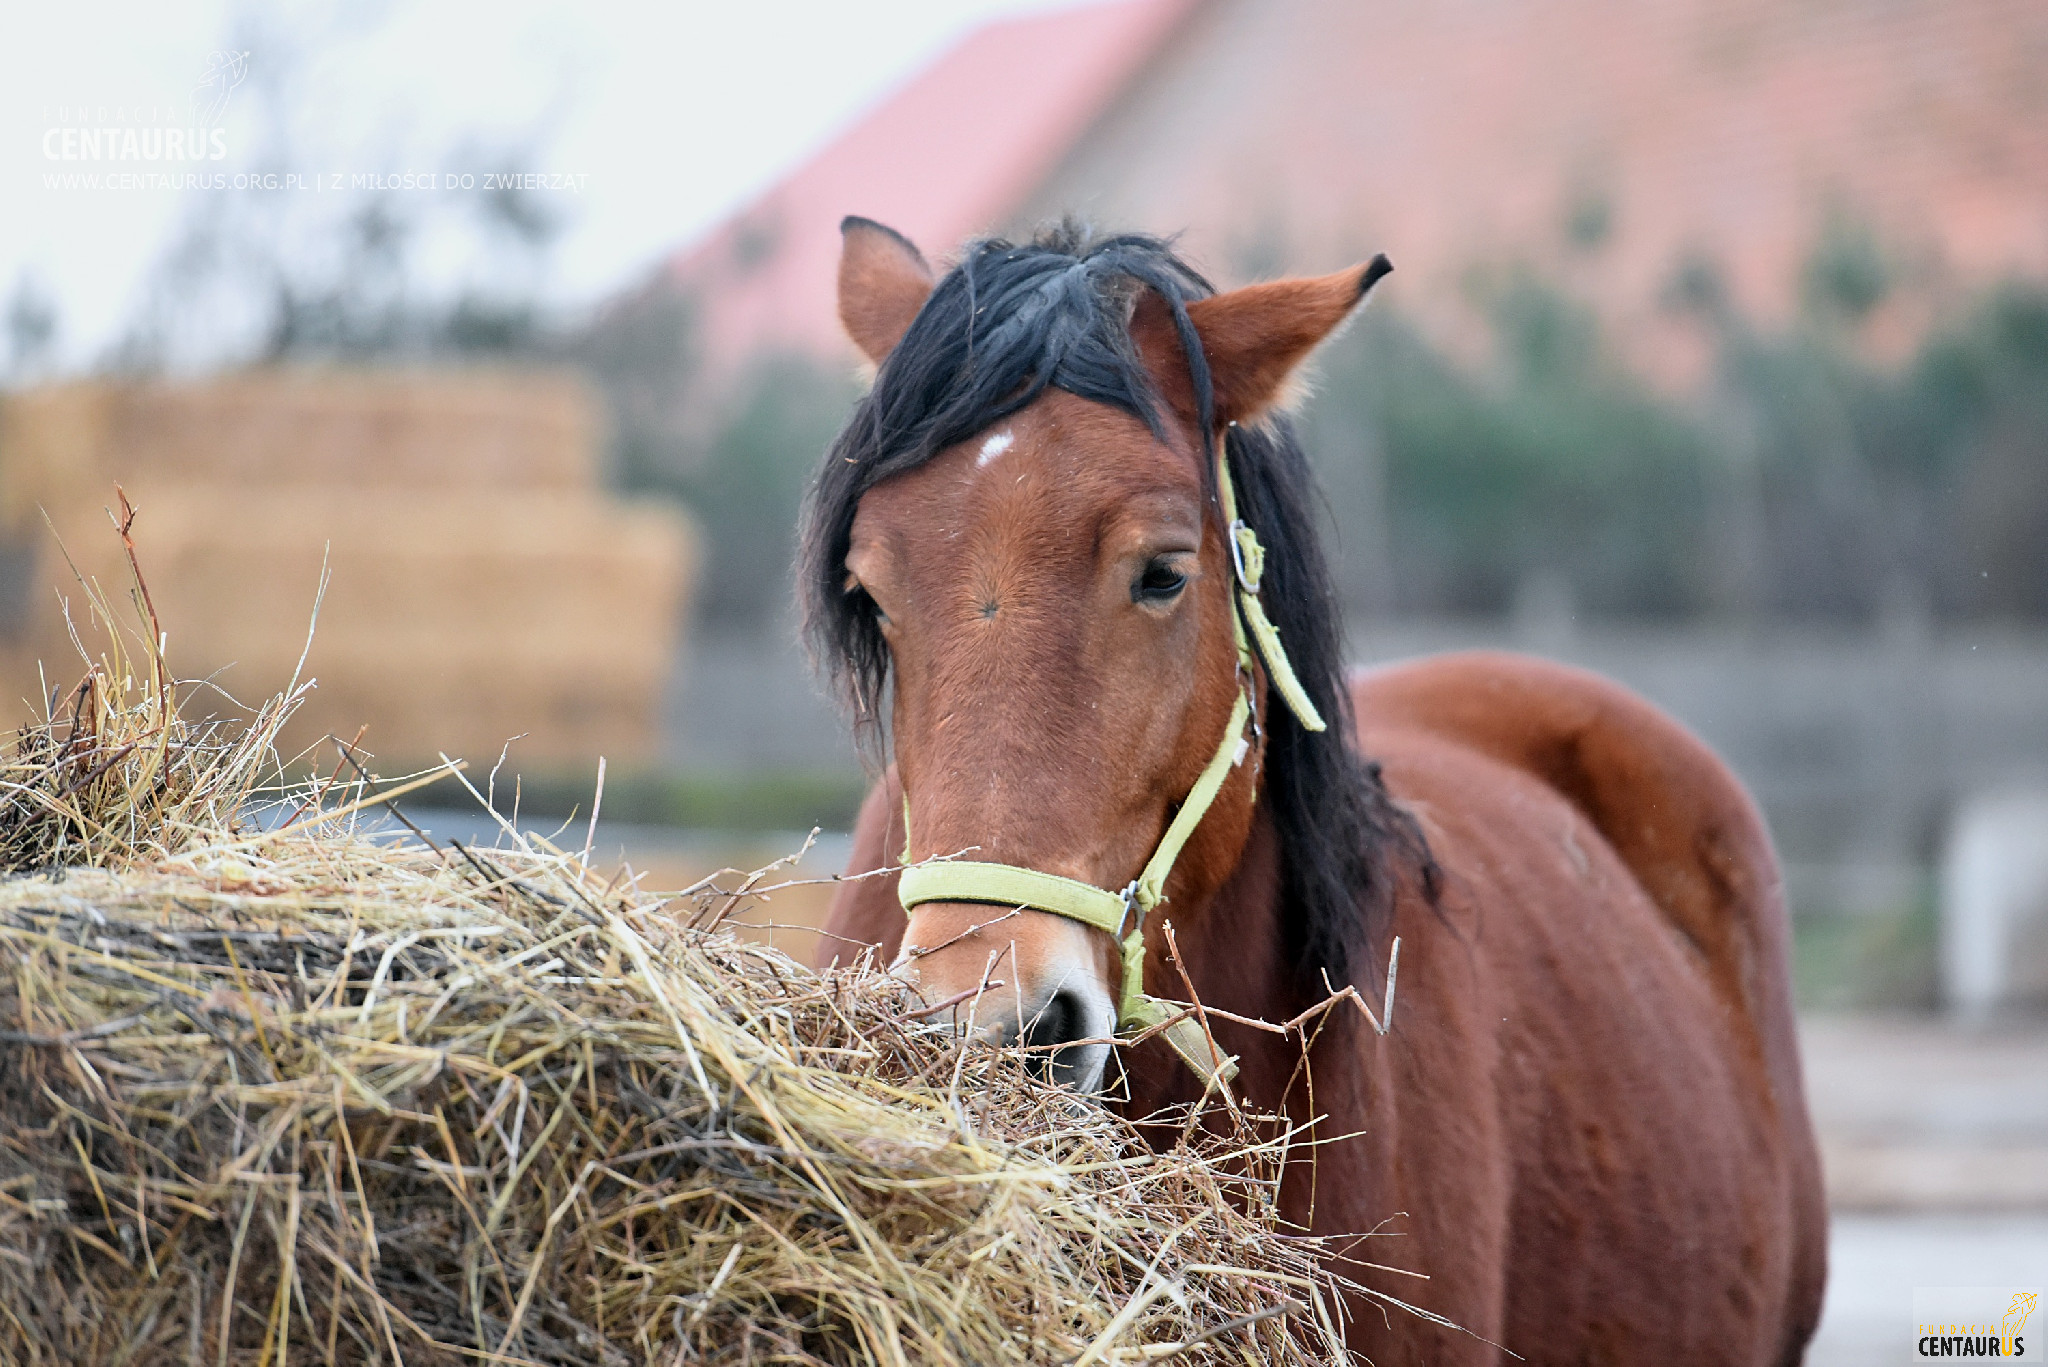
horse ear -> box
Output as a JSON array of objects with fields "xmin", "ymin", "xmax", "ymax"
[
  {"xmin": 838, "ymin": 216, "xmax": 935, "ymax": 367},
  {"xmin": 1187, "ymin": 255, "xmax": 1392, "ymax": 424}
]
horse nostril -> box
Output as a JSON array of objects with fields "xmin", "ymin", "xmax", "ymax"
[
  {"xmin": 1022, "ymin": 989, "xmax": 1086, "ymax": 1053},
  {"xmin": 1020, "ymin": 989, "xmax": 1103, "ymax": 1088}
]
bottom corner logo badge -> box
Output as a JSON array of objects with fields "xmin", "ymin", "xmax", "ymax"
[{"xmin": 1915, "ymin": 1288, "xmax": 2040, "ymax": 1359}]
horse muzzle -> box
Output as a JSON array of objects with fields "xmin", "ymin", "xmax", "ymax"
[{"xmin": 891, "ymin": 902, "xmax": 1120, "ymax": 1092}]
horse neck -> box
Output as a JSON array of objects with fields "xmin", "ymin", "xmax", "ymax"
[{"xmin": 1118, "ymin": 802, "xmax": 1318, "ymax": 1118}]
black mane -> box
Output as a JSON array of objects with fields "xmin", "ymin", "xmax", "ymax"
[{"xmin": 799, "ymin": 222, "xmax": 1434, "ymax": 990}]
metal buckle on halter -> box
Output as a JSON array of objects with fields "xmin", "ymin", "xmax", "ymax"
[
  {"xmin": 1231, "ymin": 663, "xmax": 1261, "ymax": 765},
  {"xmin": 1117, "ymin": 879, "xmax": 1144, "ymax": 938}
]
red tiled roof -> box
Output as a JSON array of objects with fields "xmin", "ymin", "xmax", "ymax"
[
  {"xmin": 667, "ymin": 0, "xmax": 1198, "ymax": 364},
  {"xmin": 665, "ymin": 0, "xmax": 2048, "ymax": 383},
  {"xmin": 1012, "ymin": 0, "xmax": 2048, "ymax": 380}
]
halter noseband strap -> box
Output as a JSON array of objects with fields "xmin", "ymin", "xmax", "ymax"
[{"xmin": 896, "ymin": 439, "xmax": 1323, "ymax": 1087}]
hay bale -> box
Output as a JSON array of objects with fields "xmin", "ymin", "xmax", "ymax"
[
  {"xmin": 1, "ymin": 372, "xmax": 601, "ymax": 514},
  {"xmin": 69, "ymin": 486, "xmax": 692, "ymax": 762},
  {"xmin": 0, "ymin": 519, "xmax": 1360, "ymax": 1366},
  {"xmin": 0, "ymin": 373, "xmax": 696, "ymax": 765}
]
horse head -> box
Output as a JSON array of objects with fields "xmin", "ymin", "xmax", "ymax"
[{"xmin": 804, "ymin": 218, "xmax": 1390, "ymax": 1090}]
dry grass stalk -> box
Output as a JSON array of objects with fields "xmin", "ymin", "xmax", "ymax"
[
  {"xmin": 0, "ymin": 491, "xmax": 310, "ymax": 872},
  {"xmin": 0, "ymin": 507, "xmax": 1372, "ymax": 1365}
]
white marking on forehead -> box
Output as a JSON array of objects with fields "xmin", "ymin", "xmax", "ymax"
[{"xmin": 976, "ymin": 429, "xmax": 1014, "ymax": 467}]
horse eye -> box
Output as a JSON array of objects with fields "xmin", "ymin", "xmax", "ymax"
[
  {"xmin": 1133, "ymin": 559, "xmax": 1188, "ymax": 604},
  {"xmin": 847, "ymin": 580, "xmax": 889, "ymax": 625}
]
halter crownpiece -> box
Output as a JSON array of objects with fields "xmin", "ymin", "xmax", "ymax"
[{"xmin": 896, "ymin": 434, "xmax": 1324, "ymax": 1087}]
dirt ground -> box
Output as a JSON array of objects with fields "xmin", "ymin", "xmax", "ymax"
[
  {"xmin": 1801, "ymin": 1014, "xmax": 2048, "ymax": 1212},
  {"xmin": 1799, "ymin": 1016, "xmax": 2048, "ymax": 1361}
]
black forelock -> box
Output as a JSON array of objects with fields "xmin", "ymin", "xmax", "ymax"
[{"xmin": 798, "ymin": 220, "xmax": 1434, "ymax": 991}]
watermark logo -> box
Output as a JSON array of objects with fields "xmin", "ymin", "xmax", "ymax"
[
  {"xmin": 41, "ymin": 52, "xmax": 247, "ymax": 163},
  {"xmin": 38, "ymin": 52, "xmax": 586, "ymax": 197},
  {"xmin": 191, "ymin": 50, "xmax": 249, "ymax": 127},
  {"xmin": 1916, "ymin": 1287, "xmax": 2040, "ymax": 1359}
]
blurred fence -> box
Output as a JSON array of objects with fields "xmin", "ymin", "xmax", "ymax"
[{"xmin": 667, "ymin": 612, "xmax": 2048, "ymax": 917}]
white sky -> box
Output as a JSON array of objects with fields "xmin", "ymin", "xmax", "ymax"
[{"xmin": 6, "ymin": 0, "xmax": 1085, "ymax": 370}]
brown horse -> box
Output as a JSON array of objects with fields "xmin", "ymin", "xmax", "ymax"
[{"xmin": 805, "ymin": 218, "xmax": 1827, "ymax": 1363}]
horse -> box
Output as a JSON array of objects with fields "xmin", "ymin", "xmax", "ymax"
[{"xmin": 803, "ymin": 217, "xmax": 1827, "ymax": 1364}]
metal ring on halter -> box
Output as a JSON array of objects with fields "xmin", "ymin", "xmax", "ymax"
[
  {"xmin": 1117, "ymin": 879, "xmax": 1143, "ymax": 938},
  {"xmin": 1227, "ymin": 520, "xmax": 1256, "ymax": 593}
]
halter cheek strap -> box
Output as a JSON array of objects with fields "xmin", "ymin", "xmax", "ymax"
[
  {"xmin": 896, "ymin": 440, "xmax": 1322, "ymax": 1087},
  {"xmin": 1220, "ymin": 435, "xmax": 1325, "ymax": 735}
]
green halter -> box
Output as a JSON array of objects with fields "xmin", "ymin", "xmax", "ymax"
[{"xmin": 895, "ymin": 435, "xmax": 1324, "ymax": 1087}]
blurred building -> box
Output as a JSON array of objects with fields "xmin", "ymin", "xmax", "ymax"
[
  {"xmin": 0, "ymin": 371, "xmax": 695, "ymax": 769},
  {"xmin": 667, "ymin": 0, "xmax": 2048, "ymax": 384}
]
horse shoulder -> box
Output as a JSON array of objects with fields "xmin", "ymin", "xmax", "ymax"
[{"xmin": 813, "ymin": 766, "xmax": 908, "ymax": 970}]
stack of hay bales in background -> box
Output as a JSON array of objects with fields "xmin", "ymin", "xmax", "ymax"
[{"xmin": 0, "ymin": 371, "xmax": 695, "ymax": 766}]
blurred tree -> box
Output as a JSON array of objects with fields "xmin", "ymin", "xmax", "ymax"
[
  {"xmin": 1298, "ymin": 249, "xmax": 2048, "ymax": 627},
  {"xmin": 1801, "ymin": 210, "xmax": 1892, "ymax": 325},
  {"xmin": 575, "ymin": 284, "xmax": 701, "ymax": 489},
  {"xmin": 1709, "ymin": 272, "xmax": 2048, "ymax": 621},
  {"xmin": 1922, "ymin": 286, "xmax": 2048, "ymax": 617},
  {"xmin": 112, "ymin": 6, "xmax": 570, "ymax": 371},
  {"xmin": 5, "ymin": 273, "xmax": 59, "ymax": 383},
  {"xmin": 1303, "ymin": 274, "xmax": 1712, "ymax": 618},
  {"xmin": 670, "ymin": 355, "xmax": 855, "ymax": 626},
  {"xmin": 1563, "ymin": 185, "xmax": 1614, "ymax": 254},
  {"xmin": 572, "ymin": 285, "xmax": 856, "ymax": 627}
]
